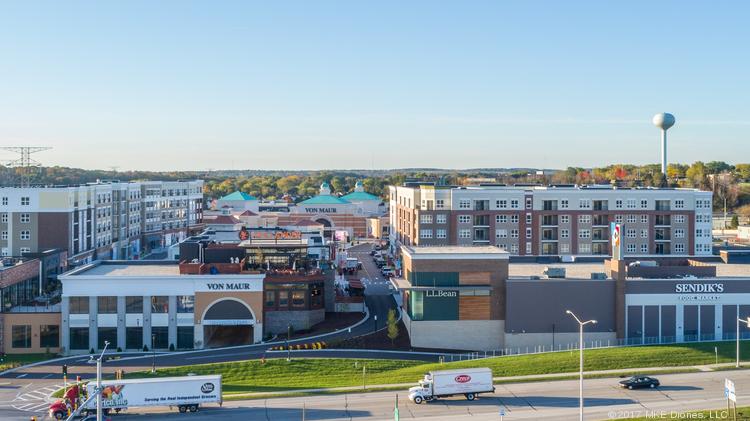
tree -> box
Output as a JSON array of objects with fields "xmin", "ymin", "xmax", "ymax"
[
  {"xmin": 386, "ymin": 309, "xmax": 399, "ymax": 346},
  {"xmin": 735, "ymin": 164, "xmax": 750, "ymax": 181},
  {"xmin": 731, "ymin": 215, "xmax": 739, "ymax": 229}
]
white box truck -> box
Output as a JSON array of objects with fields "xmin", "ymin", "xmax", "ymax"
[
  {"xmin": 408, "ymin": 368, "xmax": 494, "ymax": 404},
  {"xmin": 51, "ymin": 375, "xmax": 222, "ymax": 418}
]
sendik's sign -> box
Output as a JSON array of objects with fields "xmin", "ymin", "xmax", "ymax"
[{"xmin": 675, "ymin": 283, "xmax": 724, "ymax": 293}]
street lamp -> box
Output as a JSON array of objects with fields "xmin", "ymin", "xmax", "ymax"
[
  {"xmin": 88, "ymin": 340, "xmax": 110, "ymax": 421},
  {"xmin": 151, "ymin": 333, "xmax": 157, "ymax": 373},
  {"xmin": 736, "ymin": 317, "xmax": 750, "ymax": 368},
  {"xmin": 566, "ymin": 310, "xmax": 597, "ymax": 421}
]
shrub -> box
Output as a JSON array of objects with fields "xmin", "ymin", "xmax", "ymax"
[
  {"xmin": 169, "ymin": 343, "xmax": 175, "ymax": 352},
  {"xmin": 116, "ymin": 347, "xmax": 122, "ymax": 353},
  {"xmin": 143, "ymin": 344, "xmax": 149, "ymax": 352}
]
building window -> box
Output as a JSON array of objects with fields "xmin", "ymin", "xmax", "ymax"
[
  {"xmin": 177, "ymin": 326, "xmax": 194, "ymax": 349},
  {"xmin": 510, "ymin": 244, "xmax": 519, "ymax": 254},
  {"xmin": 641, "ymin": 229, "xmax": 649, "ymax": 238},
  {"xmin": 98, "ymin": 327, "xmax": 118, "ymax": 350},
  {"xmin": 615, "ymin": 199, "xmax": 623, "ymax": 209},
  {"xmin": 496, "ymin": 215, "xmax": 507, "ymax": 224},
  {"xmin": 510, "ymin": 215, "xmax": 519, "ymax": 224},
  {"xmin": 525, "ymin": 213, "xmax": 532, "ymax": 224},
  {"xmin": 526, "ymin": 242, "xmax": 532, "ymax": 253},
  {"xmin": 436, "ymin": 214, "xmax": 447, "ymax": 224},
  {"xmin": 420, "ymin": 214, "xmax": 432, "ymax": 224},
  {"xmin": 641, "ymin": 215, "xmax": 649, "ymax": 224},
  {"xmin": 496, "ymin": 229, "xmax": 508, "ymax": 238},
  {"xmin": 151, "ymin": 296, "xmax": 169, "ymax": 313},
  {"xmin": 578, "ymin": 243, "xmax": 591, "ymax": 253},
  {"xmin": 265, "ymin": 291, "xmax": 276, "ymax": 308},
  {"xmin": 151, "ymin": 326, "xmax": 168, "ymax": 349},
  {"xmin": 510, "ymin": 199, "xmax": 519, "ymax": 209},
  {"xmin": 614, "ymin": 215, "xmax": 623, "ymax": 224},
  {"xmin": 560, "ymin": 229, "xmax": 569, "ymax": 238},
  {"xmin": 560, "ymin": 215, "xmax": 569, "ymax": 224},
  {"xmin": 458, "ymin": 215, "xmax": 471, "ymax": 224},
  {"xmin": 675, "ymin": 215, "xmax": 686, "ymax": 224},
  {"xmin": 560, "ymin": 199, "xmax": 569, "ymax": 209},
  {"xmin": 626, "ymin": 215, "xmax": 637, "ymax": 224},
  {"xmin": 70, "ymin": 327, "xmax": 89, "ymax": 350},
  {"xmin": 579, "ymin": 199, "xmax": 591, "ymax": 209},
  {"xmin": 125, "ymin": 296, "xmax": 143, "ymax": 313},
  {"xmin": 458, "ymin": 199, "xmax": 471, "ymax": 209},
  {"xmin": 1, "ymin": 231, "xmax": 6, "ymax": 240},
  {"xmin": 674, "ymin": 199, "xmax": 685, "ymax": 209},
  {"xmin": 21, "ymin": 197, "xmax": 30, "ymax": 206},
  {"xmin": 98, "ymin": 296, "xmax": 117, "ymax": 314},
  {"xmin": 0, "ymin": 213, "xmax": 6, "ymax": 223},
  {"xmin": 674, "ymin": 229, "xmax": 685, "ymax": 239},
  {"xmin": 626, "ymin": 229, "xmax": 636, "ymax": 238},
  {"xmin": 20, "ymin": 247, "xmax": 30, "ymax": 254},
  {"xmin": 20, "ymin": 230, "xmax": 30, "ymax": 240},
  {"xmin": 39, "ymin": 325, "xmax": 60, "ymax": 348},
  {"xmin": 626, "ymin": 199, "xmax": 636, "ymax": 209},
  {"xmin": 627, "ymin": 244, "xmax": 636, "ymax": 253},
  {"xmin": 291, "ymin": 291, "xmax": 306, "ymax": 308},
  {"xmin": 459, "ymin": 229, "xmax": 471, "ymax": 239},
  {"xmin": 278, "ymin": 291, "xmax": 289, "ymax": 307},
  {"xmin": 510, "ymin": 229, "xmax": 519, "ymax": 238},
  {"xmin": 435, "ymin": 199, "xmax": 444, "ymax": 209},
  {"xmin": 12, "ymin": 325, "xmax": 31, "ymax": 348},
  {"xmin": 436, "ymin": 229, "xmax": 447, "ymax": 239},
  {"xmin": 20, "ymin": 213, "xmax": 30, "ymax": 223},
  {"xmin": 525, "ymin": 198, "xmax": 532, "ymax": 209},
  {"xmin": 578, "ymin": 215, "xmax": 591, "ymax": 224},
  {"xmin": 640, "ymin": 199, "xmax": 648, "ymax": 208},
  {"xmin": 420, "ymin": 229, "xmax": 433, "ymax": 239},
  {"xmin": 126, "ymin": 327, "xmax": 143, "ymax": 350},
  {"xmin": 560, "ymin": 243, "xmax": 569, "ymax": 253},
  {"xmin": 525, "ymin": 227, "xmax": 532, "ymax": 238},
  {"xmin": 177, "ymin": 295, "xmax": 194, "ymax": 313},
  {"xmin": 674, "ymin": 243, "xmax": 685, "ymax": 253},
  {"xmin": 496, "ymin": 199, "xmax": 507, "ymax": 209},
  {"xmin": 641, "ymin": 244, "xmax": 649, "ymax": 253},
  {"xmin": 578, "ymin": 229, "xmax": 590, "ymax": 238},
  {"xmin": 69, "ymin": 297, "xmax": 89, "ymax": 314},
  {"xmin": 1, "ymin": 197, "xmax": 6, "ymax": 206}
]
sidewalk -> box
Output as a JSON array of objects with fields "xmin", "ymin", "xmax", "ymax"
[{"xmin": 222, "ymin": 362, "xmax": 749, "ymax": 400}]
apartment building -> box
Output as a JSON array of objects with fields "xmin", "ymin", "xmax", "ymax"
[
  {"xmin": 389, "ymin": 184, "xmax": 713, "ymax": 257},
  {"xmin": 0, "ymin": 180, "xmax": 203, "ymax": 264}
]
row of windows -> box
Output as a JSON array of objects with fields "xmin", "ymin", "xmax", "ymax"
[
  {"xmin": 69, "ymin": 326, "xmax": 194, "ymax": 350},
  {"xmin": 426, "ymin": 197, "xmax": 708, "ymax": 211},
  {"xmin": 69, "ymin": 296, "xmax": 195, "ymax": 314},
  {"xmin": 11, "ymin": 325, "xmax": 59, "ymax": 349},
  {"xmin": 1, "ymin": 197, "xmax": 30, "ymax": 206},
  {"xmin": 2, "ymin": 230, "xmax": 32, "ymax": 240}
]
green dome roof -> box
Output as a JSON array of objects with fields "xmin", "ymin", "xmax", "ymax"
[
  {"xmin": 219, "ymin": 191, "xmax": 257, "ymax": 201},
  {"xmin": 341, "ymin": 191, "xmax": 380, "ymax": 201}
]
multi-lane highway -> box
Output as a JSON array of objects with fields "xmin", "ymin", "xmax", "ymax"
[{"xmin": 2, "ymin": 369, "xmax": 747, "ymax": 420}]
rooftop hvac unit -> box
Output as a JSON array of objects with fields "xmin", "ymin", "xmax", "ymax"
[
  {"xmin": 590, "ymin": 272, "xmax": 607, "ymax": 280},
  {"xmin": 543, "ymin": 266, "xmax": 566, "ymax": 278}
]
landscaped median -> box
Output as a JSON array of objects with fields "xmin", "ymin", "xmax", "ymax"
[{"xmin": 116, "ymin": 340, "xmax": 750, "ymax": 398}]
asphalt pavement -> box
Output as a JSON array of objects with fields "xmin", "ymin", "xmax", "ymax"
[{"xmin": 3, "ymin": 369, "xmax": 748, "ymax": 420}]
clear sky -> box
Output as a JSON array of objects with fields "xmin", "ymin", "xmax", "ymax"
[{"xmin": 1, "ymin": 1, "xmax": 748, "ymax": 171}]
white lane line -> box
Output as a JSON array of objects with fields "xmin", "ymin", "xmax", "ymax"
[
  {"xmin": 13, "ymin": 395, "xmax": 28, "ymax": 402},
  {"xmin": 42, "ymin": 373, "xmax": 53, "ymax": 379},
  {"xmin": 16, "ymin": 374, "xmax": 27, "ymax": 378}
]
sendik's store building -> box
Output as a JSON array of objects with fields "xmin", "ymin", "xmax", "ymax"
[{"xmin": 394, "ymin": 246, "xmax": 750, "ymax": 351}]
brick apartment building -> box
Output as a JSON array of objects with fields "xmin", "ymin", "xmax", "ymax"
[
  {"xmin": 0, "ymin": 180, "xmax": 203, "ymax": 265},
  {"xmin": 389, "ymin": 184, "xmax": 713, "ymax": 257}
]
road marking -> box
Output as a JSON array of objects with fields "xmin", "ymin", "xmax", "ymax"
[{"xmin": 15, "ymin": 374, "xmax": 27, "ymax": 378}]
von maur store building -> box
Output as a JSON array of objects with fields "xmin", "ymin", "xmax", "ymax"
[{"xmin": 59, "ymin": 262, "xmax": 264, "ymax": 353}]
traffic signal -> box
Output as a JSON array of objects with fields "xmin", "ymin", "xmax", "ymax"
[{"xmin": 62, "ymin": 364, "xmax": 67, "ymax": 376}]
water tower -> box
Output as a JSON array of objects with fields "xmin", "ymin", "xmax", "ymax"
[{"xmin": 652, "ymin": 113, "xmax": 675, "ymax": 176}]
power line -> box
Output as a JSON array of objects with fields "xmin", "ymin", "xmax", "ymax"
[{"xmin": 1, "ymin": 146, "xmax": 52, "ymax": 187}]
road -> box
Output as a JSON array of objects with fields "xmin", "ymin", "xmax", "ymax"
[{"xmin": 2, "ymin": 369, "xmax": 747, "ymax": 420}]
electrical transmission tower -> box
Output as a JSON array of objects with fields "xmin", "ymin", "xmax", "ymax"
[{"xmin": 1, "ymin": 147, "xmax": 52, "ymax": 187}]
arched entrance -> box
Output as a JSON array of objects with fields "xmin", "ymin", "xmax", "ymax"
[
  {"xmin": 314, "ymin": 217, "xmax": 334, "ymax": 239},
  {"xmin": 202, "ymin": 299, "xmax": 255, "ymax": 348}
]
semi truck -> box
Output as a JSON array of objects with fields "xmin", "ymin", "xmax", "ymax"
[
  {"xmin": 48, "ymin": 375, "xmax": 222, "ymax": 419},
  {"xmin": 408, "ymin": 368, "xmax": 494, "ymax": 404}
]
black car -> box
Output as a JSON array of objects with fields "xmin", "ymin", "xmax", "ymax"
[{"xmin": 619, "ymin": 375, "xmax": 660, "ymax": 390}]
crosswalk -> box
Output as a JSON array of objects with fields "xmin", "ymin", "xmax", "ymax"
[{"xmin": 11, "ymin": 383, "xmax": 63, "ymax": 414}]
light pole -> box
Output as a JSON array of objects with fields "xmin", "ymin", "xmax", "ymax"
[
  {"xmin": 89, "ymin": 340, "xmax": 110, "ymax": 421},
  {"xmin": 151, "ymin": 333, "xmax": 156, "ymax": 373},
  {"xmin": 566, "ymin": 310, "xmax": 597, "ymax": 421},
  {"xmin": 736, "ymin": 317, "xmax": 749, "ymax": 368}
]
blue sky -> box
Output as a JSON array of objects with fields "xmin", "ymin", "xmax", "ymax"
[{"xmin": 0, "ymin": 1, "xmax": 748, "ymax": 171}]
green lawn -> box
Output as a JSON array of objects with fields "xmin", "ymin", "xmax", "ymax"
[
  {"xmin": 127, "ymin": 340, "xmax": 750, "ymax": 395},
  {"xmin": 0, "ymin": 354, "xmax": 54, "ymax": 372},
  {"xmin": 620, "ymin": 406, "xmax": 750, "ymax": 420}
]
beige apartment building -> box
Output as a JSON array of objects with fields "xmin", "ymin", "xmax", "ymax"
[
  {"xmin": 0, "ymin": 180, "xmax": 203, "ymax": 264},
  {"xmin": 389, "ymin": 184, "xmax": 713, "ymax": 257}
]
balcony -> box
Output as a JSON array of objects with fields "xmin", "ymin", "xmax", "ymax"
[
  {"xmin": 541, "ymin": 215, "xmax": 558, "ymax": 226},
  {"xmin": 592, "ymin": 215, "xmax": 609, "ymax": 226},
  {"xmin": 655, "ymin": 215, "xmax": 671, "ymax": 226},
  {"xmin": 592, "ymin": 228, "xmax": 609, "ymax": 241},
  {"xmin": 593, "ymin": 201, "xmax": 608, "ymax": 211},
  {"xmin": 542, "ymin": 228, "xmax": 558, "ymax": 241}
]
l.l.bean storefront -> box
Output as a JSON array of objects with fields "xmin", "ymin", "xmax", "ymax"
[{"xmin": 60, "ymin": 262, "xmax": 265, "ymax": 353}]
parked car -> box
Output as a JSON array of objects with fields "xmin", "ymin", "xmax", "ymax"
[{"xmin": 619, "ymin": 375, "xmax": 660, "ymax": 390}]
